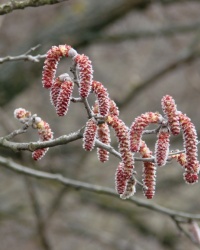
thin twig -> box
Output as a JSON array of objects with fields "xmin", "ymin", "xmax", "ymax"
[
  {"xmin": 71, "ymin": 97, "xmax": 82, "ymax": 103},
  {"xmin": 0, "ymin": 128, "xmax": 177, "ymax": 163},
  {"xmin": 4, "ymin": 126, "xmax": 29, "ymax": 141},
  {"xmin": 0, "ymin": 128, "xmax": 155, "ymax": 162},
  {"xmin": 143, "ymin": 127, "xmax": 161, "ymax": 135},
  {"xmin": 0, "ymin": 53, "xmax": 46, "ymax": 64},
  {"xmin": 0, "ymin": 45, "xmax": 45, "ymax": 64},
  {"xmin": 1, "ymin": 155, "xmax": 200, "ymax": 221},
  {"xmin": 24, "ymin": 44, "xmax": 41, "ymax": 55},
  {"xmin": 0, "ymin": 129, "xmax": 83, "ymax": 152},
  {"xmin": 0, "ymin": 0, "xmax": 68, "ymax": 15}
]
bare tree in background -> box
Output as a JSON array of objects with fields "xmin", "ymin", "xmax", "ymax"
[{"xmin": 1, "ymin": 1, "xmax": 200, "ymax": 250}]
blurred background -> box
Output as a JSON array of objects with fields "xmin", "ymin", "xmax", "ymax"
[{"xmin": 0, "ymin": 0, "xmax": 200, "ymax": 249}]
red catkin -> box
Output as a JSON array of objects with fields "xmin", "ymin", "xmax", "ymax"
[
  {"xmin": 97, "ymin": 123, "xmax": 111, "ymax": 162},
  {"xmin": 107, "ymin": 115, "xmax": 134, "ymax": 180},
  {"xmin": 32, "ymin": 148, "xmax": 48, "ymax": 161},
  {"xmin": 92, "ymin": 81, "xmax": 110, "ymax": 116},
  {"xmin": 109, "ymin": 99, "xmax": 119, "ymax": 117},
  {"xmin": 139, "ymin": 140, "xmax": 156, "ymax": 199},
  {"xmin": 130, "ymin": 112, "xmax": 162, "ymax": 152},
  {"xmin": 115, "ymin": 162, "xmax": 136, "ymax": 199},
  {"xmin": 32, "ymin": 117, "xmax": 53, "ymax": 161},
  {"xmin": 42, "ymin": 45, "xmax": 72, "ymax": 89},
  {"xmin": 83, "ymin": 118, "xmax": 97, "ymax": 151},
  {"xmin": 115, "ymin": 162, "xmax": 127, "ymax": 195},
  {"xmin": 50, "ymin": 77, "xmax": 62, "ymax": 108},
  {"xmin": 56, "ymin": 80, "xmax": 74, "ymax": 116},
  {"xmin": 155, "ymin": 127, "xmax": 170, "ymax": 167},
  {"xmin": 73, "ymin": 54, "xmax": 93, "ymax": 98},
  {"xmin": 161, "ymin": 95, "xmax": 180, "ymax": 136},
  {"xmin": 179, "ymin": 113, "xmax": 199, "ymax": 184}
]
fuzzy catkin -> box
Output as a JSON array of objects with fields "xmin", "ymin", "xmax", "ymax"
[
  {"xmin": 130, "ymin": 112, "xmax": 161, "ymax": 152},
  {"xmin": 74, "ymin": 54, "xmax": 93, "ymax": 98},
  {"xmin": 83, "ymin": 118, "xmax": 97, "ymax": 151}
]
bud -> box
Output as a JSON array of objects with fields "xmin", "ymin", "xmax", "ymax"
[{"xmin": 14, "ymin": 108, "xmax": 31, "ymax": 123}]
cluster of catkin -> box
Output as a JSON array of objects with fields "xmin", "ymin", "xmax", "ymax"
[
  {"xmin": 129, "ymin": 95, "xmax": 199, "ymax": 199},
  {"xmin": 14, "ymin": 44, "xmax": 200, "ymax": 200},
  {"xmin": 14, "ymin": 108, "xmax": 53, "ymax": 160}
]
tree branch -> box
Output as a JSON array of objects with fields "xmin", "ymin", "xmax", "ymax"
[
  {"xmin": 0, "ymin": 127, "xmax": 157, "ymax": 163},
  {"xmin": 1, "ymin": 155, "xmax": 200, "ymax": 221},
  {"xmin": 0, "ymin": 129, "xmax": 83, "ymax": 152},
  {"xmin": 0, "ymin": 44, "xmax": 46, "ymax": 64},
  {"xmin": 0, "ymin": 0, "xmax": 68, "ymax": 15},
  {"xmin": 0, "ymin": 53, "xmax": 46, "ymax": 64}
]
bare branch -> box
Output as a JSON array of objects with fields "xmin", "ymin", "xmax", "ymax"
[
  {"xmin": 24, "ymin": 44, "xmax": 41, "ymax": 54},
  {"xmin": 0, "ymin": 129, "xmax": 83, "ymax": 152},
  {"xmin": 143, "ymin": 127, "xmax": 161, "ymax": 135},
  {"xmin": 0, "ymin": 45, "xmax": 44, "ymax": 64},
  {"xmin": 95, "ymin": 139, "xmax": 121, "ymax": 159},
  {"xmin": 4, "ymin": 126, "xmax": 29, "ymax": 140},
  {"xmin": 0, "ymin": 0, "xmax": 68, "ymax": 15},
  {"xmin": 1, "ymin": 155, "xmax": 200, "ymax": 221},
  {"xmin": 0, "ymin": 128, "xmax": 156, "ymax": 164},
  {"xmin": 0, "ymin": 53, "xmax": 46, "ymax": 64}
]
